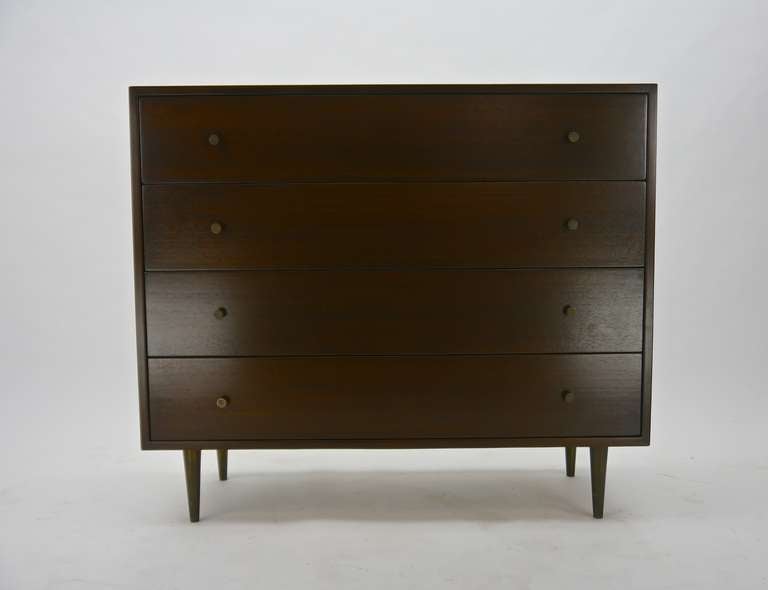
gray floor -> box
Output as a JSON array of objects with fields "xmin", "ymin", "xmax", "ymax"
[{"xmin": 2, "ymin": 420, "xmax": 765, "ymax": 590}]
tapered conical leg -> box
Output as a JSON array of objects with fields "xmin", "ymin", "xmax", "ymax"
[
  {"xmin": 565, "ymin": 446, "xmax": 576, "ymax": 477},
  {"xmin": 183, "ymin": 449, "xmax": 201, "ymax": 522},
  {"xmin": 217, "ymin": 449, "xmax": 228, "ymax": 481},
  {"xmin": 589, "ymin": 446, "xmax": 608, "ymax": 519}
]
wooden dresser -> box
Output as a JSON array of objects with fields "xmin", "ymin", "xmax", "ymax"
[{"xmin": 130, "ymin": 84, "xmax": 656, "ymax": 521}]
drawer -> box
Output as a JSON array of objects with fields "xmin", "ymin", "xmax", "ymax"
[
  {"xmin": 143, "ymin": 182, "xmax": 646, "ymax": 270},
  {"xmin": 139, "ymin": 93, "xmax": 647, "ymax": 182},
  {"xmin": 145, "ymin": 269, "xmax": 643, "ymax": 356},
  {"xmin": 148, "ymin": 355, "xmax": 642, "ymax": 440}
]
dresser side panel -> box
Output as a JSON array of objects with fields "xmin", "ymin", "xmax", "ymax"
[
  {"xmin": 641, "ymin": 85, "xmax": 657, "ymax": 444},
  {"xmin": 130, "ymin": 88, "xmax": 150, "ymax": 448}
]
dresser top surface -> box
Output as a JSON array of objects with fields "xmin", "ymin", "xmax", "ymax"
[{"xmin": 130, "ymin": 83, "xmax": 657, "ymax": 97}]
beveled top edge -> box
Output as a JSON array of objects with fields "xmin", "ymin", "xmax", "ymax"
[{"xmin": 129, "ymin": 83, "xmax": 658, "ymax": 98}]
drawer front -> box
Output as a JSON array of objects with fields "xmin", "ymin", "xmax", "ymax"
[
  {"xmin": 143, "ymin": 182, "xmax": 646, "ymax": 270},
  {"xmin": 148, "ymin": 355, "xmax": 642, "ymax": 440},
  {"xmin": 145, "ymin": 269, "xmax": 643, "ymax": 356},
  {"xmin": 139, "ymin": 93, "xmax": 647, "ymax": 182}
]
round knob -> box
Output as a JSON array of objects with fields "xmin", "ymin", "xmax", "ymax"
[
  {"xmin": 214, "ymin": 307, "xmax": 228, "ymax": 320},
  {"xmin": 563, "ymin": 305, "xmax": 575, "ymax": 316},
  {"xmin": 562, "ymin": 390, "xmax": 575, "ymax": 403},
  {"xmin": 208, "ymin": 133, "xmax": 220, "ymax": 146},
  {"xmin": 567, "ymin": 130, "xmax": 580, "ymax": 143},
  {"xmin": 216, "ymin": 396, "xmax": 229, "ymax": 409},
  {"xmin": 210, "ymin": 221, "xmax": 223, "ymax": 235},
  {"xmin": 566, "ymin": 218, "xmax": 579, "ymax": 231}
]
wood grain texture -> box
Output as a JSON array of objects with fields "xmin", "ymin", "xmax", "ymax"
[
  {"xmin": 143, "ymin": 182, "xmax": 646, "ymax": 270},
  {"xmin": 149, "ymin": 355, "xmax": 642, "ymax": 440},
  {"xmin": 139, "ymin": 93, "xmax": 647, "ymax": 182},
  {"xmin": 145, "ymin": 269, "xmax": 644, "ymax": 356},
  {"xmin": 131, "ymin": 84, "xmax": 657, "ymax": 452}
]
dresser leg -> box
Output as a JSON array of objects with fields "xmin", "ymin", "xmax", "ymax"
[
  {"xmin": 589, "ymin": 446, "xmax": 608, "ymax": 519},
  {"xmin": 182, "ymin": 449, "xmax": 201, "ymax": 523},
  {"xmin": 217, "ymin": 449, "xmax": 228, "ymax": 481},
  {"xmin": 565, "ymin": 446, "xmax": 576, "ymax": 477}
]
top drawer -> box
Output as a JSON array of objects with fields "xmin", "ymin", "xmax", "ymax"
[{"xmin": 139, "ymin": 93, "xmax": 647, "ymax": 183}]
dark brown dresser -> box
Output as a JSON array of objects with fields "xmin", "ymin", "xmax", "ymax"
[{"xmin": 130, "ymin": 84, "xmax": 656, "ymax": 521}]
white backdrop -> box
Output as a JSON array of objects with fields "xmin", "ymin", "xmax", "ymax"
[{"xmin": 1, "ymin": 1, "xmax": 767, "ymax": 589}]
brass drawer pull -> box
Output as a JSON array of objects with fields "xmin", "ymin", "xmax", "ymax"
[
  {"xmin": 210, "ymin": 221, "xmax": 223, "ymax": 235},
  {"xmin": 208, "ymin": 133, "xmax": 221, "ymax": 146},
  {"xmin": 566, "ymin": 218, "xmax": 579, "ymax": 231},
  {"xmin": 562, "ymin": 304, "xmax": 575, "ymax": 316},
  {"xmin": 561, "ymin": 390, "xmax": 575, "ymax": 403},
  {"xmin": 216, "ymin": 396, "xmax": 229, "ymax": 409},
  {"xmin": 214, "ymin": 307, "xmax": 228, "ymax": 320},
  {"xmin": 567, "ymin": 130, "xmax": 580, "ymax": 143}
]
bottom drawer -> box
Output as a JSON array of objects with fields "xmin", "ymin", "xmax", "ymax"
[{"xmin": 148, "ymin": 355, "xmax": 641, "ymax": 441}]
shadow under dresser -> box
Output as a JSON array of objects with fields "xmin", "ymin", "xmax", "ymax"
[{"xmin": 129, "ymin": 84, "xmax": 657, "ymax": 521}]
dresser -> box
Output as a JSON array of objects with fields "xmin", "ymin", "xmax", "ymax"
[{"xmin": 130, "ymin": 84, "xmax": 657, "ymax": 521}]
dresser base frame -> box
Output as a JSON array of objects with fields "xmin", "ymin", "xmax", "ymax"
[{"xmin": 180, "ymin": 445, "xmax": 611, "ymax": 522}]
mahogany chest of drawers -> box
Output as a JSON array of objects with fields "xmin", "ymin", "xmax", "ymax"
[{"xmin": 129, "ymin": 84, "xmax": 657, "ymax": 521}]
